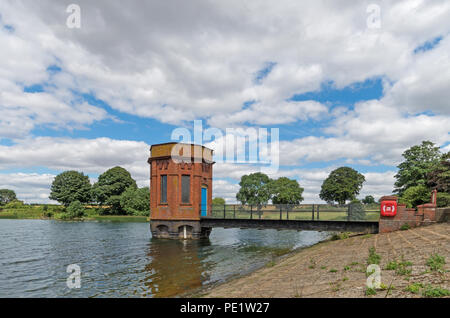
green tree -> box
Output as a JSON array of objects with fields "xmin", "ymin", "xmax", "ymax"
[
  {"xmin": 49, "ymin": 171, "xmax": 92, "ymax": 206},
  {"xmin": 399, "ymin": 185, "xmax": 430, "ymax": 208},
  {"xmin": 212, "ymin": 197, "xmax": 226, "ymax": 205},
  {"xmin": 394, "ymin": 141, "xmax": 442, "ymax": 196},
  {"xmin": 362, "ymin": 195, "xmax": 376, "ymax": 205},
  {"xmin": 0, "ymin": 189, "xmax": 17, "ymax": 205},
  {"xmin": 120, "ymin": 187, "xmax": 150, "ymax": 216},
  {"xmin": 319, "ymin": 167, "xmax": 366, "ymax": 205},
  {"xmin": 427, "ymin": 152, "xmax": 450, "ymax": 193},
  {"xmin": 436, "ymin": 192, "xmax": 450, "ymax": 208},
  {"xmin": 91, "ymin": 166, "xmax": 137, "ymax": 207},
  {"xmin": 66, "ymin": 200, "xmax": 85, "ymax": 218},
  {"xmin": 270, "ymin": 177, "xmax": 304, "ymax": 206},
  {"xmin": 236, "ymin": 172, "xmax": 272, "ymax": 210}
]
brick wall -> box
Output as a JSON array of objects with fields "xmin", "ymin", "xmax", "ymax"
[{"xmin": 379, "ymin": 195, "xmax": 439, "ymax": 233}]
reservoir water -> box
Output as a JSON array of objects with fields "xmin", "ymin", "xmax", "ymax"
[{"xmin": 0, "ymin": 219, "xmax": 330, "ymax": 297}]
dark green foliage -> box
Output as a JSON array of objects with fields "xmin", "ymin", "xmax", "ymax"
[
  {"xmin": 436, "ymin": 192, "xmax": 450, "ymax": 207},
  {"xmin": 319, "ymin": 167, "xmax": 366, "ymax": 205},
  {"xmin": 427, "ymin": 152, "xmax": 450, "ymax": 193},
  {"xmin": 120, "ymin": 187, "xmax": 150, "ymax": 216},
  {"xmin": 270, "ymin": 177, "xmax": 304, "ymax": 205},
  {"xmin": 367, "ymin": 247, "xmax": 381, "ymax": 265},
  {"xmin": 362, "ymin": 195, "xmax": 376, "ymax": 204},
  {"xmin": 394, "ymin": 141, "xmax": 442, "ymax": 196},
  {"xmin": 399, "ymin": 185, "xmax": 430, "ymax": 208},
  {"xmin": 348, "ymin": 201, "xmax": 366, "ymax": 220},
  {"xmin": 212, "ymin": 197, "xmax": 225, "ymax": 205},
  {"xmin": 91, "ymin": 166, "xmax": 137, "ymax": 205},
  {"xmin": 49, "ymin": 171, "xmax": 92, "ymax": 206},
  {"xmin": 0, "ymin": 189, "xmax": 17, "ymax": 205},
  {"xmin": 426, "ymin": 253, "xmax": 445, "ymax": 272},
  {"xmin": 66, "ymin": 200, "xmax": 85, "ymax": 218},
  {"xmin": 236, "ymin": 172, "xmax": 272, "ymax": 207}
]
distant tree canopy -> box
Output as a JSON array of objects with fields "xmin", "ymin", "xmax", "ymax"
[
  {"xmin": 120, "ymin": 186, "xmax": 150, "ymax": 216},
  {"xmin": 91, "ymin": 166, "xmax": 137, "ymax": 207},
  {"xmin": 362, "ymin": 195, "xmax": 376, "ymax": 205},
  {"xmin": 212, "ymin": 197, "xmax": 226, "ymax": 205},
  {"xmin": 270, "ymin": 177, "xmax": 304, "ymax": 205},
  {"xmin": 236, "ymin": 172, "xmax": 272, "ymax": 208},
  {"xmin": 49, "ymin": 171, "xmax": 92, "ymax": 206},
  {"xmin": 0, "ymin": 189, "xmax": 17, "ymax": 205},
  {"xmin": 319, "ymin": 167, "xmax": 365, "ymax": 205},
  {"xmin": 394, "ymin": 141, "xmax": 442, "ymax": 196}
]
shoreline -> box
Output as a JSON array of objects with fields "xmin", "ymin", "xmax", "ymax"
[
  {"xmin": 200, "ymin": 223, "xmax": 449, "ymax": 298},
  {"xmin": 181, "ymin": 233, "xmax": 339, "ymax": 298}
]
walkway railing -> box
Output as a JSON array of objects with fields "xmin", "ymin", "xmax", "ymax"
[{"xmin": 200, "ymin": 204, "xmax": 380, "ymax": 222}]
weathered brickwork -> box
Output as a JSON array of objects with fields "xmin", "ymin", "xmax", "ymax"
[{"xmin": 379, "ymin": 192, "xmax": 440, "ymax": 233}]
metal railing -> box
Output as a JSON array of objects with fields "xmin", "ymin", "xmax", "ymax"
[{"xmin": 200, "ymin": 204, "xmax": 380, "ymax": 222}]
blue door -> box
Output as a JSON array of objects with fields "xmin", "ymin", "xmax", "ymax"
[{"xmin": 201, "ymin": 187, "xmax": 208, "ymax": 217}]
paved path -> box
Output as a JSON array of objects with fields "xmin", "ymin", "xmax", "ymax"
[{"xmin": 204, "ymin": 223, "xmax": 449, "ymax": 298}]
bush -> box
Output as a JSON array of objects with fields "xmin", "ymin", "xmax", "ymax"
[
  {"xmin": 4, "ymin": 200, "xmax": 25, "ymax": 209},
  {"xmin": 66, "ymin": 201, "xmax": 85, "ymax": 219},
  {"xmin": 348, "ymin": 202, "xmax": 366, "ymax": 220},
  {"xmin": 400, "ymin": 223, "xmax": 410, "ymax": 231},
  {"xmin": 119, "ymin": 187, "xmax": 150, "ymax": 216},
  {"xmin": 399, "ymin": 185, "xmax": 430, "ymax": 208},
  {"xmin": 436, "ymin": 192, "xmax": 450, "ymax": 207}
]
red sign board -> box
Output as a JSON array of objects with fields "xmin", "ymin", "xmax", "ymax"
[{"xmin": 381, "ymin": 201, "xmax": 397, "ymax": 217}]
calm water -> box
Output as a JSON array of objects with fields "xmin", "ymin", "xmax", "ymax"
[{"xmin": 0, "ymin": 219, "xmax": 330, "ymax": 297}]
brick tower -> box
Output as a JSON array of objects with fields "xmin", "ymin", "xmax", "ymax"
[{"xmin": 148, "ymin": 142, "xmax": 214, "ymax": 239}]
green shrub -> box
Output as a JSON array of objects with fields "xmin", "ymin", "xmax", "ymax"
[
  {"xmin": 119, "ymin": 187, "xmax": 150, "ymax": 216},
  {"xmin": 422, "ymin": 285, "xmax": 450, "ymax": 297},
  {"xmin": 367, "ymin": 247, "xmax": 381, "ymax": 265},
  {"xmin": 426, "ymin": 253, "xmax": 446, "ymax": 272},
  {"xmin": 436, "ymin": 192, "xmax": 450, "ymax": 208},
  {"xmin": 400, "ymin": 223, "xmax": 410, "ymax": 231},
  {"xmin": 404, "ymin": 283, "xmax": 423, "ymax": 294},
  {"xmin": 365, "ymin": 287, "xmax": 376, "ymax": 296},
  {"xmin": 348, "ymin": 202, "xmax": 366, "ymax": 220},
  {"xmin": 66, "ymin": 201, "xmax": 85, "ymax": 219},
  {"xmin": 399, "ymin": 185, "xmax": 430, "ymax": 208},
  {"xmin": 4, "ymin": 200, "xmax": 25, "ymax": 209}
]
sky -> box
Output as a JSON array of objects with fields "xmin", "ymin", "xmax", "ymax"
[{"xmin": 0, "ymin": 0, "xmax": 449, "ymax": 204}]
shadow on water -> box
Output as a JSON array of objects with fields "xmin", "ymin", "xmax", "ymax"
[{"xmin": 141, "ymin": 238, "xmax": 213, "ymax": 297}]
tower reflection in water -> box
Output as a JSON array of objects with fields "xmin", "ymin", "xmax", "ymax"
[{"xmin": 142, "ymin": 238, "xmax": 212, "ymax": 297}]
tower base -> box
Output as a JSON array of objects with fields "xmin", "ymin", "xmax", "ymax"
[{"xmin": 150, "ymin": 220, "xmax": 211, "ymax": 239}]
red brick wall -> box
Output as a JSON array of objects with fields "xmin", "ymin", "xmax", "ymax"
[
  {"xmin": 150, "ymin": 158, "xmax": 213, "ymax": 221},
  {"xmin": 379, "ymin": 195, "xmax": 437, "ymax": 233}
]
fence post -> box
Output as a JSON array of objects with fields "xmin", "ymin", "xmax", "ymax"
[
  {"xmin": 224, "ymin": 204, "xmax": 226, "ymax": 219},
  {"xmin": 280, "ymin": 206, "xmax": 282, "ymax": 220},
  {"xmin": 287, "ymin": 208, "xmax": 289, "ymax": 220},
  {"xmin": 347, "ymin": 204, "xmax": 351, "ymax": 221},
  {"xmin": 317, "ymin": 205, "xmax": 320, "ymax": 220},
  {"xmin": 233, "ymin": 204, "xmax": 236, "ymax": 219},
  {"xmin": 312, "ymin": 204, "xmax": 315, "ymax": 221},
  {"xmin": 250, "ymin": 205, "xmax": 253, "ymax": 219}
]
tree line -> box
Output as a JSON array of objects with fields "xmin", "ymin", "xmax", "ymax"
[
  {"xmin": 48, "ymin": 166, "xmax": 149, "ymax": 217},
  {"xmin": 213, "ymin": 141, "xmax": 449, "ymax": 209}
]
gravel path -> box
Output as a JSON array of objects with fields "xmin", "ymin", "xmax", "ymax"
[{"xmin": 204, "ymin": 223, "xmax": 449, "ymax": 298}]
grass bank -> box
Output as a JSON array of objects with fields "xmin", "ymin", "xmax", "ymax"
[{"xmin": 0, "ymin": 205, "xmax": 149, "ymax": 222}]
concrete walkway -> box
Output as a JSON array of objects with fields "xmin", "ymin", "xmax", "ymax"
[{"xmin": 204, "ymin": 223, "xmax": 449, "ymax": 298}]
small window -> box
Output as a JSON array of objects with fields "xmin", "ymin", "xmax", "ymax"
[
  {"xmin": 160, "ymin": 175, "xmax": 167, "ymax": 203},
  {"xmin": 181, "ymin": 175, "xmax": 190, "ymax": 203}
]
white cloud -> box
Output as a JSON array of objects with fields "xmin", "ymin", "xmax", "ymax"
[{"xmin": 0, "ymin": 173, "xmax": 56, "ymax": 203}]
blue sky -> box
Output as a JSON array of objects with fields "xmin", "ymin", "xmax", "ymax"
[{"xmin": 0, "ymin": 1, "xmax": 449, "ymax": 203}]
